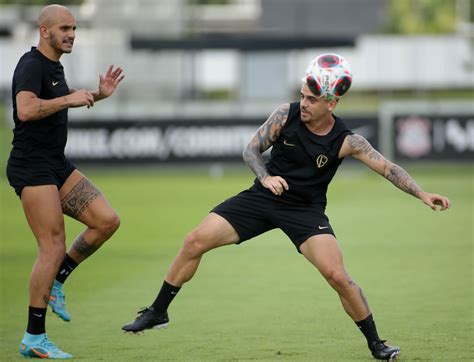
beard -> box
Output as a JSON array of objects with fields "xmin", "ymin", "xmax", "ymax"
[
  {"xmin": 50, "ymin": 33, "xmax": 72, "ymax": 54},
  {"xmin": 300, "ymin": 109, "xmax": 311, "ymax": 122}
]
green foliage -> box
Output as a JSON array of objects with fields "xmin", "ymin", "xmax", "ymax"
[
  {"xmin": 384, "ymin": 0, "xmax": 457, "ymax": 34},
  {"xmin": 197, "ymin": 88, "xmax": 236, "ymax": 100},
  {"xmin": 1, "ymin": 165, "xmax": 472, "ymax": 360}
]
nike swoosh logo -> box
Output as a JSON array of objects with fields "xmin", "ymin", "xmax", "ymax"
[
  {"xmin": 318, "ymin": 225, "xmax": 329, "ymax": 230},
  {"xmin": 52, "ymin": 81, "xmax": 59, "ymax": 86},
  {"xmin": 283, "ymin": 140, "xmax": 296, "ymax": 147},
  {"xmin": 33, "ymin": 313, "xmax": 43, "ymax": 317}
]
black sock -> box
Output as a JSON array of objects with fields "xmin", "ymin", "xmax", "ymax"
[
  {"xmin": 27, "ymin": 306, "xmax": 47, "ymax": 335},
  {"xmin": 55, "ymin": 253, "xmax": 78, "ymax": 284},
  {"xmin": 151, "ymin": 281, "xmax": 181, "ymax": 313},
  {"xmin": 355, "ymin": 314, "xmax": 381, "ymax": 347}
]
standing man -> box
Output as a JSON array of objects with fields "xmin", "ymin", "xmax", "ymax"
[
  {"xmin": 7, "ymin": 4, "xmax": 124, "ymax": 359},
  {"xmin": 122, "ymin": 54, "xmax": 450, "ymax": 360}
]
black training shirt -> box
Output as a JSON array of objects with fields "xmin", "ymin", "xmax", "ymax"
[
  {"xmin": 10, "ymin": 47, "xmax": 69, "ymax": 166},
  {"xmin": 252, "ymin": 101, "xmax": 352, "ymax": 206}
]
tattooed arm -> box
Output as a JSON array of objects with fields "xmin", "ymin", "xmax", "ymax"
[
  {"xmin": 16, "ymin": 90, "xmax": 95, "ymax": 121},
  {"xmin": 339, "ymin": 134, "xmax": 451, "ymax": 210},
  {"xmin": 243, "ymin": 103, "xmax": 290, "ymax": 196}
]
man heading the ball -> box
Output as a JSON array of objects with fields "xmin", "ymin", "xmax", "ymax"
[{"xmin": 123, "ymin": 53, "xmax": 450, "ymax": 361}]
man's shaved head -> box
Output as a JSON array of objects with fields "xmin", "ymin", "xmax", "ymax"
[
  {"xmin": 38, "ymin": 4, "xmax": 73, "ymax": 28},
  {"xmin": 37, "ymin": 4, "xmax": 76, "ymax": 60}
]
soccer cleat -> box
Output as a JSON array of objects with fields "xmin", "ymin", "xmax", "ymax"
[
  {"xmin": 19, "ymin": 332, "xmax": 72, "ymax": 359},
  {"xmin": 48, "ymin": 280, "xmax": 71, "ymax": 322},
  {"xmin": 370, "ymin": 340, "xmax": 400, "ymax": 361},
  {"xmin": 122, "ymin": 307, "xmax": 169, "ymax": 333}
]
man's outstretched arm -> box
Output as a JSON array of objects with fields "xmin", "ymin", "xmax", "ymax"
[
  {"xmin": 16, "ymin": 90, "xmax": 94, "ymax": 121},
  {"xmin": 340, "ymin": 134, "xmax": 451, "ymax": 211}
]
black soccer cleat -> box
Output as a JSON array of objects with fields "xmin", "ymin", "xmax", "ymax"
[
  {"xmin": 122, "ymin": 307, "xmax": 169, "ymax": 333},
  {"xmin": 370, "ymin": 340, "xmax": 400, "ymax": 361}
]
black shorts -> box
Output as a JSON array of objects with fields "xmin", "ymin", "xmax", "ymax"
[
  {"xmin": 211, "ymin": 188, "xmax": 335, "ymax": 253},
  {"xmin": 6, "ymin": 158, "xmax": 76, "ymax": 197}
]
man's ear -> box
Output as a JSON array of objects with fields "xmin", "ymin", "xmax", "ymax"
[
  {"xmin": 39, "ymin": 25, "xmax": 49, "ymax": 39},
  {"xmin": 328, "ymin": 99, "xmax": 338, "ymax": 112}
]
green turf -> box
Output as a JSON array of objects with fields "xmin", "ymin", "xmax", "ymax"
[{"xmin": 0, "ymin": 164, "xmax": 473, "ymax": 361}]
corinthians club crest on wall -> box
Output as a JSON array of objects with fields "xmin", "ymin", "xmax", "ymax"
[
  {"xmin": 316, "ymin": 154, "xmax": 328, "ymax": 168},
  {"xmin": 396, "ymin": 116, "xmax": 432, "ymax": 158}
]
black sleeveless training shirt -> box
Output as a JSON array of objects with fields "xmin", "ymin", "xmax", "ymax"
[
  {"xmin": 251, "ymin": 101, "xmax": 353, "ymax": 206},
  {"xmin": 9, "ymin": 47, "xmax": 69, "ymax": 168}
]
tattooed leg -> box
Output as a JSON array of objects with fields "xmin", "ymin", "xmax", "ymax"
[
  {"xmin": 71, "ymin": 234, "xmax": 99, "ymax": 259},
  {"xmin": 359, "ymin": 287, "xmax": 371, "ymax": 313},
  {"xmin": 61, "ymin": 177, "xmax": 104, "ymax": 262},
  {"xmin": 301, "ymin": 235, "xmax": 372, "ymax": 321},
  {"xmin": 335, "ymin": 277, "xmax": 372, "ymax": 321},
  {"xmin": 348, "ymin": 277, "xmax": 371, "ymax": 314},
  {"xmin": 61, "ymin": 178, "xmax": 102, "ymax": 219},
  {"xmin": 61, "ymin": 175, "xmax": 120, "ymax": 264},
  {"xmin": 42, "ymin": 285, "xmax": 52, "ymax": 305}
]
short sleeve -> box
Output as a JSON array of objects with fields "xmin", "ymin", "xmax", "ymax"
[{"xmin": 13, "ymin": 56, "xmax": 43, "ymax": 97}]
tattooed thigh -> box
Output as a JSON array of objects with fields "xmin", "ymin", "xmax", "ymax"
[{"xmin": 61, "ymin": 178, "xmax": 102, "ymax": 219}]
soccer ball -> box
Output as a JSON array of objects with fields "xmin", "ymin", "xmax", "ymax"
[{"xmin": 302, "ymin": 53, "xmax": 353, "ymax": 100}]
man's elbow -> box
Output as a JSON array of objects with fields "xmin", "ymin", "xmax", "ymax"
[
  {"xmin": 242, "ymin": 149, "xmax": 248, "ymax": 163},
  {"xmin": 242, "ymin": 144, "xmax": 254, "ymax": 162},
  {"xmin": 17, "ymin": 109, "xmax": 35, "ymax": 122}
]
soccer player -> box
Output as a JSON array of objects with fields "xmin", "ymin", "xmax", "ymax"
[
  {"xmin": 122, "ymin": 54, "xmax": 450, "ymax": 360},
  {"xmin": 6, "ymin": 5, "xmax": 124, "ymax": 359}
]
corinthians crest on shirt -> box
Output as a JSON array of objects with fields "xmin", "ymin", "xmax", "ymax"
[{"xmin": 315, "ymin": 154, "xmax": 329, "ymax": 168}]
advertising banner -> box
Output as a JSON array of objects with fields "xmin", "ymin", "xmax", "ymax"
[
  {"xmin": 394, "ymin": 115, "xmax": 474, "ymax": 161},
  {"xmin": 66, "ymin": 117, "xmax": 378, "ymax": 165},
  {"xmin": 66, "ymin": 120, "xmax": 258, "ymax": 165}
]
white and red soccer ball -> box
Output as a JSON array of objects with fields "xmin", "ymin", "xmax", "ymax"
[{"xmin": 302, "ymin": 53, "xmax": 353, "ymax": 100}]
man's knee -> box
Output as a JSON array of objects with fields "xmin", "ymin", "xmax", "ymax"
[
  {"xmin": 38, "ymin": 233, "xmax": 67, "ymax": 265},
  {"xmin": 182, "ymin": 230, "xmax": 209, "ymax": 258},
  {"xmin": 97, "ymin": 211, "xmax": 121, "ymax": 237},
  {"xmin": 324, "ymin": 269, "xmax": 352, "ymax": 290}
]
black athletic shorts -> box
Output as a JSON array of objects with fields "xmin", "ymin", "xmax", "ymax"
[
  {"xmin": 6, "ymin": 157, "xmax": 76, "ymax": 197},
  {"xmin": 211, "ymin": 188, "xmax": 335, "ymax": 253}
]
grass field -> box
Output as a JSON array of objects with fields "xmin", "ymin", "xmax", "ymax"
[{"xmin": 0, "ymin": 162, "xmax": 472, "ymax": 361}]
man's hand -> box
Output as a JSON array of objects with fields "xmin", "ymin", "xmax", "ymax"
[
  {"xmin": 419, "ymin": 192, "xmax": 451, "ymax": 211},
  {"xmin": 67, "ymin": 89, "xmax": 95, "ymax": 108},
  {"xmin": 261, "ymin": 176, "xmax": 289, "ymax": 196},
  {"xmin": 97, "ymin": 65, "xmax": 125, "ymax": 100}
]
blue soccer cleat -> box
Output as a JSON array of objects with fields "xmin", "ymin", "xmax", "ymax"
[
  {"xmin": 19, "ymin": 332, "xmax": 72, "ymax": 359},
  {"xmin": 48, "ymin": 280, "xmax": 71, "ymax": 322}
]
